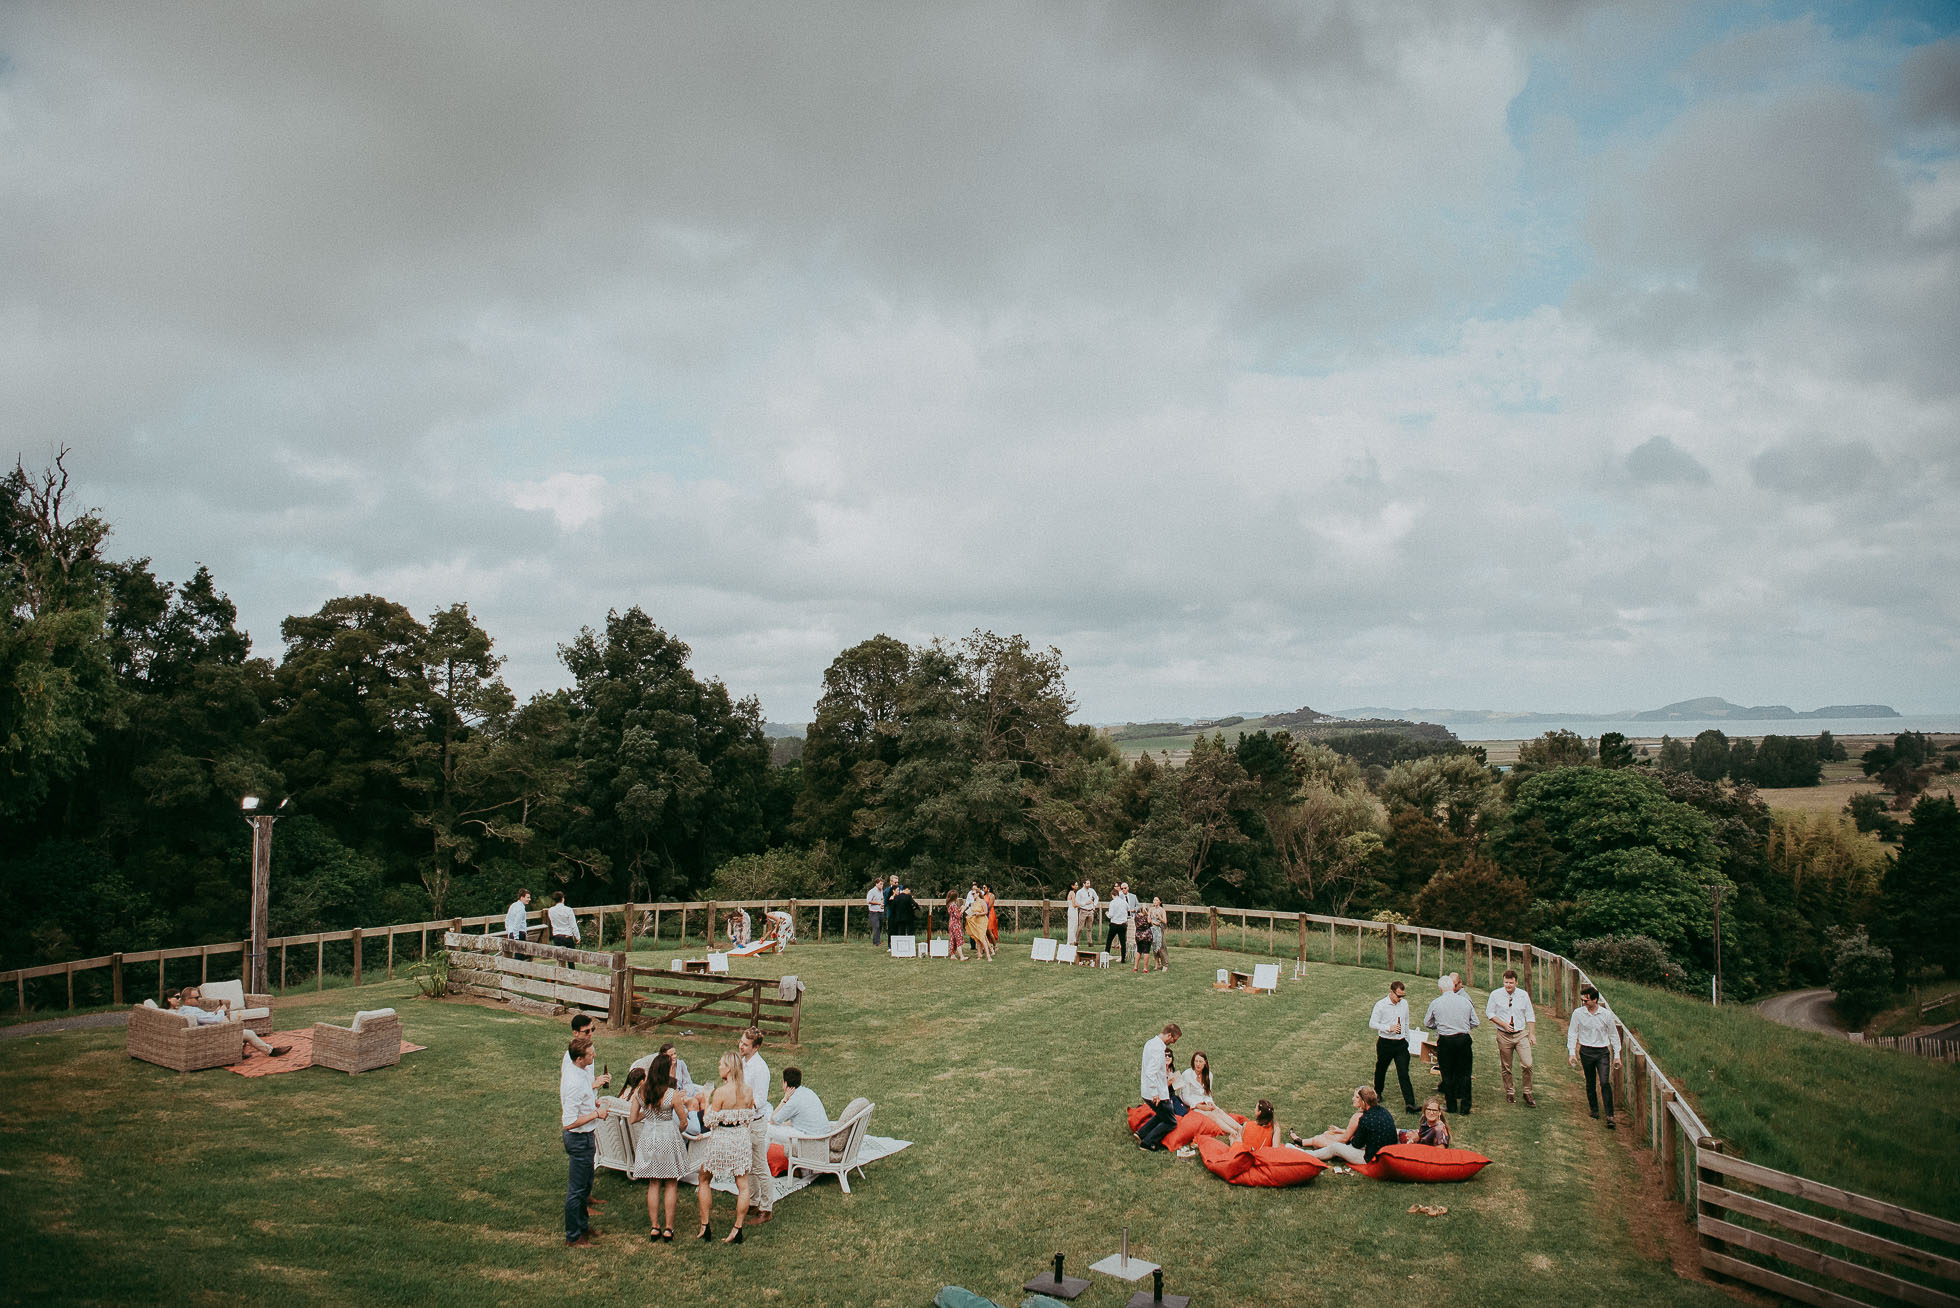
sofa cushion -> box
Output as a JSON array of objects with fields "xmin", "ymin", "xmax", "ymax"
[
  {"xmin": 236, "ymin": 1007, "xmax": 271, "ymax": 1022},
  {"xmin": 201, "ymin": 980, "xmax": 246, "ymax": 1008},
  {"xmin": 833, "ymin": 1097, "xmax": 871, "ymax": 1161},
  {"xmin": 351, "ymin": 1008, "xmax": 397, "ymax": 1032}
]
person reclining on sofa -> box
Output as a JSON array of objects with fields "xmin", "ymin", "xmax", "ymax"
[{"xmin": 170, "ymin": 987, "xmax": 291, "ymax": 1058}]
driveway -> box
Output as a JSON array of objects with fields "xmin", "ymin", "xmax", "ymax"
[{"xmin": 1756, "ymin": 988, "xmax": 1848, "ymax": 1035}]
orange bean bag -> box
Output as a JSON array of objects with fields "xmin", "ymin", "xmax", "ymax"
[
  {"xmin": 1237, "ymin": 1146, "xmax": 1327, "ymax": 1188},
  {"xmin": 1374, "ymin": 1143, "xmax": 1492, "ymax": 1183},
  {"xmin": 1127, "ymin": 1104, "xmax": 1154, "ymax": 1134},
  {"xmin": 1196, "ymin": 1134, "xmax": 1324, "ymax": 1187},
  {"xmin": 1196, "ymin": 1134, "xmax": 1254, "ymax": 1181},
  {"xmin": 1163, "ymin": 1110, "xmax": 1248, "ymax": 1151},
  {"xmin": 767, "ymin": 1142, "xmax": 788, "ymax": 1177}
]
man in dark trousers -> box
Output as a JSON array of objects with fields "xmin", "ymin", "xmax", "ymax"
[
  {"xmin": 1423, "ymin": 972, "xmax": 1479, "ymax": 1116},
  {"xmin": 1369, "ymin": 979, "xmax": 1419, "ymax": 1114},
  {"xmin": 1137, "ymin": 1022, "xmax": 1182, "ymax": 1150},
  {"xmin": 1567, "ymin": 984, "xmax": 1623, "ymax": 1129},
  {"xmin": 888, "ymin": 882, "xmax": 916, "ymax": 938}
]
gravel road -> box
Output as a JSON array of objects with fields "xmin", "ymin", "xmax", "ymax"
[{"xmin": 1756, "ymin": 987, "xmax": 1848, "ymax": 1035}]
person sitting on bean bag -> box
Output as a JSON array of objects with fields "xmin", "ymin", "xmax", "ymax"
[
  {"xmin": 1173, "ymin": 1051, "xmax": 1245, "ymax": 1143},
  {"xmin": 1290, "ymin": 1085, "xmax": 1398, "ymax": 1166},
  {"xmin": 1399, "ymin": 1095, "xmax": 1451, "ymax": 1147}
]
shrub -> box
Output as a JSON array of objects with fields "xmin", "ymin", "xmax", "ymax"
[
  {"xmin": 1826, "ymin": 928, "xmax": 1894, "ymax": 1028},
  {"xmin": 405, "ymin": 950, "xmax": 451, "ymax": 999},
  {"xmin": 708, "ymin": 844, "xmax": 839, "ymax": 901},
  {"xmin": 1846, "ymin": 793, "xmax": 1903, "ymax": 842},
  {"xmin": 1572, "ymin": 934, "xmax": 1686, "ymax": 990}
]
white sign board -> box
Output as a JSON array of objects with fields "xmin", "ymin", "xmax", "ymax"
[
  {"xmin": 1030, "ymin": 936, "xmax": 1058, "ymax": 962},
  {"xmin": 890, "ymin": 936, "xmax": 917, "ymax": 958},
  {"xmin": 1057, "ymin": 943, "xmax": 1078, "ymax": 964},
  {"xmin": 707, "ymin": 952, "xmax": 730, "ymax": 974},
  {"xmin": 928, "ymin": 938, "xmax": 951, "ymax": 957},
  {"xmin": 1253, "ymin": 964, "xmax": 1280, "ymax": 991}
]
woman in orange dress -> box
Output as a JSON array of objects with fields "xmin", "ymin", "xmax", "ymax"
[{"xmin": 984, "ymin": 885, "xmax": 999, "ymax": 952}]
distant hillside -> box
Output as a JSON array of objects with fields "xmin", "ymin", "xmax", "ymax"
[
  {"xmin": 1104, "ymin": 706, "xmax": 1456, "ymax": 749},
  {"xmin": 1337, "ymin": 698, "xmax": 1899, "ymax": 726},
  {"xmin": 1630, "ymin": 697, "xmax": 1899, "ymax": 722},
  {"xmin": 763, "ymin": 722, "xmax": 807, "ymax": 739}
]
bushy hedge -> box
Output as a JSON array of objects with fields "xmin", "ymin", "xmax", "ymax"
[{"xmin": 1573, "ymin": 933, "xmax": 1692, "ymax": 991}]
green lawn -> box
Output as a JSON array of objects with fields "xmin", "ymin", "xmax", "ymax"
[
  {"xmin": 3, "ymin": 944, "xmax": 1736, "ymax": 1307},
  {"xmin": 1603, "ymin": 979, "xmax": 1960, "ymax": 1221}
]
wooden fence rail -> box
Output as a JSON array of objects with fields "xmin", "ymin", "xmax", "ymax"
[
  {"xmin": 1847, "ymin": 1034, "xmax": 1960, "ymax": 1064},
  {"xmin": 625, "ymin": 967, "xmax": 802, "ymax": 1044}
]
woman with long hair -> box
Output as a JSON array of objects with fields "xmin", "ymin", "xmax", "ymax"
[
  {"xmin": 945, "ymin": 890, "xmax": 968, "ymax": 960},
  {"xmin": 966, "ymin": 883, "xmax": 993, "ymax": 961},
  {"xmin": 698, "ymin": 1050, "xmax": 757, "ymax": 1243},
  {"xmin": 1149, "ymin": 898, "xmax": 1170, "ymax": 970},
  {"xmin": 630, "ymin": 1052, "xmax": 692, "ymax": 1242},
  {"xmin": 984, "ymin": 884, "xmax": 999, "ymax": 951},
  {"xmin": 1173, "ymin": 1051, "xmax": 1244, "ymax": 1142}
]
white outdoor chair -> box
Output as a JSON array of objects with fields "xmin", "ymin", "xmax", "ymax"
[
  {"xmin": 782, "ymin": 1098, "xmax": 876, "ymax": 1194},
  {"xmin": 594, "ymin": 1096, "xmax": 635, "ymax": 1175}
]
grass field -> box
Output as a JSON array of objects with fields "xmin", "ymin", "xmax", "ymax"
[{"xmin": 0, "ymin": 940, "xmax": 1747, "ymax": 1307}]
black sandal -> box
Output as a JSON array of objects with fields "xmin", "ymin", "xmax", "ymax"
[
  {"xmin": 697, "ymin": 1223, "xmax": 712, "ymax": 1242},
  {"xmin": 723, "ymin": 1225, "xmax": 744, "ymax": 1245},
  {"xmin": 662, "ymin": 1228, "xmax": 674, "ymax": 1242}
]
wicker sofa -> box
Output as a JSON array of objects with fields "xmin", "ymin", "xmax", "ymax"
[
  {"xmin": 312, "ymin": 1009, "xmax": 403, "ymax": 1074},
  {"xmin": 127, "ymin": 1001, "xmax": 244, "ymax": 1072}
]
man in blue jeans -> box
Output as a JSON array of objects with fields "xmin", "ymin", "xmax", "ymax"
[{"xmin": 559, "ymin": 1036, "xmax": 612, "ymax": 1246}]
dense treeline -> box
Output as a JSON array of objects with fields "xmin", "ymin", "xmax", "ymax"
[{"xmin": 4, "ymin": 456, "xmax": 1953, "ymax": 1004}]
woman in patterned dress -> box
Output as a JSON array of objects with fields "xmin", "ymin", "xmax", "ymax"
[
  {"xmin": 698, "ymin": 1051, "xmax": 757, "ymax": 1243},
  {"xmin": 630, "ymin": 1052, "xmax": 693, "ymax": 1242},
  {"xmin": 945, "ymin": 891, "xmax": 968, "ymax": 959}
]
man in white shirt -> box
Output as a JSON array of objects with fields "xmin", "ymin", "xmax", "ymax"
[
  {"xmin": 1075, "ymin": 879, "xmax": 1100, "ymax": 949},
  {"xmin": 559, "ymin": 1036, "xmax": 612, "ymax": 1246},
  {"xmin": 504, "ymin": 889, "xmax": 532, "ymax": 941},
  {"xmin": 547, "ymin": 891, "xmax": 579, "ymax": 948},
  {"xmin": 1136, "ymin": 1021, "xmax": 1182, "ymax": 1151},
  {"xmin": 770, "ymin": 1066, "xmax": 830, "ymax": 1139},
  {"xmin": 739, "ymin": 1026, "xmax": 776, "ymax": 1223},
  {"xmin": 1369, "ymin": 980, "xmax": 1418, "ymax": 1114},
  {"xmin": 1486, "ymin": 968, "xmax": 1538, "ymax": 1107},
  {"xmin": 1567, "ymin": 984, "xmax": 1623, "ymax": 1129},
  {"xmin": 1424, "ymin": 972, "xmax": 1480, "ymax": 1116},
  {"xmin": 867, "ymin": 879, "xmax": 887, "ymax": 948},
  {"xmin": 1105, "ymin": 884, "xmax": 1130, "ymax": 962}
]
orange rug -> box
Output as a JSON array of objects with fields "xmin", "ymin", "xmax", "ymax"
[{"xmin": 225, "ymin": 1029, "xmax": 425, "ymax": 1077}]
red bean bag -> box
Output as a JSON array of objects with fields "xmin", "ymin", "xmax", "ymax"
[
  {"xmin": 1163, "ymin": 1110, "xmax": 1247, "ymax": 1151},
  {"xmin": 1196, "ymin": 1134, "xmax": 1254, "ymax": 1181},
  {"xmin": 1348, "ymin": 1158, "xmax": 1394, "ymax": 1180},
  {"xmin": 1126, "ymin": 1104, "xmax": 1153, "ymax": 1134},
  {"xmin": 1236, "ymin": 1147, "xmax": 1327, "ymax": 1188},
  {"xmin": 767, "ymin": 1142, "xmax": 788, "ymax": 1177},
  {"xmin": 1374, "ymin": 1143, "xmax": 1492, "ymax": 1183}
]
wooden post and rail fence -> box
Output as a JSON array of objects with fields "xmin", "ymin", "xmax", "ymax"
[{"xmin": 6, "ymin": 895, "xmax": 1956, "ymax": 1303}]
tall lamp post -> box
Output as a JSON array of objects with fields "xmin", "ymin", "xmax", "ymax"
[{"xmin": 243, "ymin": 796, "xmax": 285, "ymax": 994}]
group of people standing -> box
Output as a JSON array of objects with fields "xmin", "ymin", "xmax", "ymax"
[
  {"xmin": 945, "ymin": 882, "xmax": 1000, "ymax": 961},
  {"xmin": 1369, "ymin": 969, "xmax": 1542, "ymax": 1117},
  {"xmin": 559, "ymin": 1017, "xmax": 825, "ymax": 1249},
  {"xmin": 865, "ymin": 876, "xmax": 923, "ymax": 944},
  {"xmin": 1095, "ymin": 880, "xmax": 1170, "ymax": 971}
]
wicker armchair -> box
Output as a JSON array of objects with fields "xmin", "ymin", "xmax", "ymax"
[
  {"xmin": 127, "ymin": 1003, "xmax": 244, "ymax": 1073},
  {"xmin": 312, "ymin": 1009, "xmax": 403, "ymax": 1074}
]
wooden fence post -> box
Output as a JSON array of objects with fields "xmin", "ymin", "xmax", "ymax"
[
  {"xmin": 789, "ymin": 989, "xmax": 803, "ymax": 1045},
  {"xmin": 112, "ymin": 953, "xmax": 123, "ymax": 1006},
  {"xmin": 707, "ymin": 902, "xmax": 718, "ymax": 948},
  {"xmin": 679, "ymin": 906, "xmax": 688, "ymax": 946},
  {"xmin": 1209, "ymin": 908, "xmax": 1219, "ymax": 950},
  {"xmin": 1296, "ymin": 915, "xmax": 1307, "ymax": 962},
  {"xmin": 1696, "ymin": 1139, "xmax": 1726, "ymax": 1247},
  {"xmin": 624, "ymin": 902, "xmax": 635, "ymax": 954},
  {"xmin": 157, "ymin": 954, "xmax": 166, "ymax": 1002},
  {"xmin": 316, "ymin": 938, "xmax": 324, "ymax": 991},
  {"xmin": 386, "ymin": 929, "xmax": 394, "ymax": 979},
  {"xmin": 1266, "ymin": 912, "xmax": 1274, "ymax": 954},
  {"xmin": 1386, "ymin": 924, "xmax": 1396, "ymax": 973},
  {"xmin": 609, "ymin": 951, "xmax": 629, "ymax": 1029},
  {"xmin": 67, "ymin": 962, "xmax": 76, "ymax": 1011},
  {"xmin": 654, "ymin": 907, "xmax": 663, "ymax": 946},
  {"xmin": 280, "ymin": 942, "xmax": 288, "ymax": 993},
  {"xmin": 1660, "ymin": 1090, "xmax": 1679, "ymax": 1200},
  {"xmin": 750, "ymin": 979, "xmax": 762, "ymax": 1028},
  {"xmin": 1043, "ymin": 899, "xmax": 1051, "ymax": 935},
  {"xmin": 201, "ymin": 945, "xmax": 209, "ymax": 985},
  {"xmin": 1239, "ymin": 911, "xmax": 1246, "ymax": 953},
  {"xmin": 351, "ymin": 928, "xmax": 363, "ymax": 987}
]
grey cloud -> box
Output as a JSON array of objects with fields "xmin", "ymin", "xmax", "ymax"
[
  {"xmin": 1902, "ymin": 36, "xmax": 1960, "ymax": 126},
  {"xmin": 1749, "ymin": 438, "xmax": 1879, "ymax": 501},
  {"xmin": 1624, "ymin": 435, "xmax": 1712, "ymax": 486}
]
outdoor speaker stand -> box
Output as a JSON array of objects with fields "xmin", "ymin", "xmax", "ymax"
[
  {"xmin": 1125, "ymin": 1267, "xmax": 1192, "ymax": 1308},
  {"xmin": 1090, "ymin": 1227, "xmax": 1160, "ymax": 1283},
  {"xmin": 1023, "ymin": 1252, "xmax": 1090, "ymax": 1300}
]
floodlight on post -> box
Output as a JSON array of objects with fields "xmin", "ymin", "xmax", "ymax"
[{"xmin": 243, "ymin": 796, "xmax": 283, "ymax": 994}]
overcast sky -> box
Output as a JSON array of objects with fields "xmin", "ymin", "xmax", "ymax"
[{"xmin": 5, "ymin": 2, "xmax": 1957, "ymax": 722}]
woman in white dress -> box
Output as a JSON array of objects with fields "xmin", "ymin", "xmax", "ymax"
[
  {"xmin": 1065, "ymin": 881, "xmax": 1081, "ymax": 945},
  {"xmin": 1174, "ymin": 1051, "xmax": 1244, "ymax": 1142},
  {"xmin": 630, "ymin": 1052, "xmax": 695, "ymax": 1243},
  {"xmin": 698, "ymin": 1050, "xmax": 757, "ymax": 1244}
]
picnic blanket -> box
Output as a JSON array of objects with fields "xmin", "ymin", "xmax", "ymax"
[
  {"xmin": 707, "ymin": 1135, "xmax": 911, "ymax": 1204},
  {"xmin": 224, "ymin": 1028, "xmax": 426, "ymax": 1077}
]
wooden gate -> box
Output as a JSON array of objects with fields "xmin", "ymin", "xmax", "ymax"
[
  {"xmin": 626, "ymin": 966, "xmax": 802, "ymax": 1045},
  {"xmin": 445, "ymin": 932, "xmax": 625, "ymax": 1026}
]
